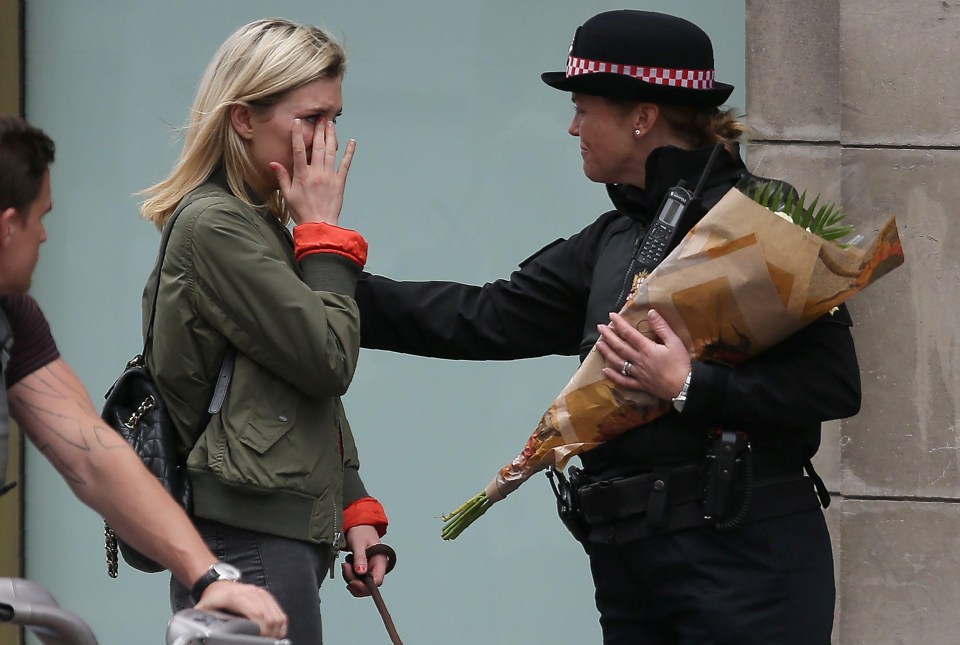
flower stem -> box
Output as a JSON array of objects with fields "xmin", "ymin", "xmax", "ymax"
[{"xmin": 441, "ymin": 492, "xmax": 493, "ymax": 540}]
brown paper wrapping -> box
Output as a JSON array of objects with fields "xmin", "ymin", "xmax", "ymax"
[{"xmin": 485, "ymin": 188, "xmax": 904, "ymax": 502}]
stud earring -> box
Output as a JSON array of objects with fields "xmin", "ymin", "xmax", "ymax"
[{"xmin": 634, "ymin": 129, "xmax": 641, "ymax": 136}]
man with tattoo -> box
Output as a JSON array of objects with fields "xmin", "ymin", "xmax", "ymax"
[{"xmin": 0, "ymin": 115, "xmax": 288, "ymax": 639}]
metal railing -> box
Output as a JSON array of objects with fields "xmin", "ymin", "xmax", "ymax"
[{"xmin": 0, "ymin": 578, "xmax": 290, "ymax": 645}]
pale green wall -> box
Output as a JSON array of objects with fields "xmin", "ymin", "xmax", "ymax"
[{"xmin": 23, "ymin": 1, "xmax": 744, "ymax": 642}]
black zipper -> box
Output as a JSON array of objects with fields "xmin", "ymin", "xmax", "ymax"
[{"xmin": 614, "ymin": 233, "xmax": 643, "ymax": 310}]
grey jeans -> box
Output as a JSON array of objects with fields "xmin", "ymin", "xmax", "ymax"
[{"xmin": 170, "ymin": 517, "xmax": 332, "ymax": 645}]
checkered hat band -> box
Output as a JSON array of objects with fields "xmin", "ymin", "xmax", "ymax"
[{"xmin": 566, "ymin": 56, "xmax": 715, "ymax": 90}]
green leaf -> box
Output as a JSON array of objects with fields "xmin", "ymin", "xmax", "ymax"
[{"xmin": 745, "ymin": 181, "xmax": 855, "ymax": 245}]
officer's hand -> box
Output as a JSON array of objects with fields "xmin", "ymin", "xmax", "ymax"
[{"xmin": 596, "ymin": 309, "xmax": 690, "ymax": 400}]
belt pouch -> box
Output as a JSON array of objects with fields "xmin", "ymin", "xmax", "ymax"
[{"xmin": 645, "ymin": 468, "xmax": 671, "ymax": 529}]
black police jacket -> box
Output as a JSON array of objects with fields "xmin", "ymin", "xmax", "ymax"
[{"xmin": 355, "ymin": 145, "xmax": 862, "ymax": 479}]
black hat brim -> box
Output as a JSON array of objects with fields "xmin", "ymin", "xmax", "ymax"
[{"xmin": 541, "ymin": 70, "xmax": 733, "ymax": 107}]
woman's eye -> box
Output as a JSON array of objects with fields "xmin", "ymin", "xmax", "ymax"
[{"xmin": 301, "ymin": 114, "xmax": 338, "ymax": 125}]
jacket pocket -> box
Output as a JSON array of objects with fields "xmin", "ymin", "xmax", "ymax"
[{"xmin": 237, "ymin": 376, "xmax": 298, "ymax": 455}]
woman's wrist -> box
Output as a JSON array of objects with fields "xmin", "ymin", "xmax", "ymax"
[
  {"xmin": 343, "ymin": 496, "xmax": 389, "ymax": 537},
  {"xmin": 292, "ymin": 221, "xmax": 368, "ymax": 267},
  {"xmin": 671, "ymin": 368, "xmax": 693, "ymax": 413}
]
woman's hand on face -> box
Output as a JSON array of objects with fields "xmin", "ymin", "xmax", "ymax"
[
  {"xmin": 270, "ymin": 118, "xmax": 356, "ymax": 227},
  {"xmin": 596, "ymin": 310, "xmax": 691, "ymax": 401}
]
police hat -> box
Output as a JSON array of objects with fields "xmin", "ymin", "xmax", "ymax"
[{"xmin": 541, "ymin": 10, "xmax": 734, "ymax": 107}]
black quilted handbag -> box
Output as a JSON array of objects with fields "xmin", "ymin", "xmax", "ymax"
[
  {"xmin": 102, "ymin": 201, "xmax": 235, "ymax": 576},
  {"xmin": 102, "ymin": 355, "xmax": 190, "ymax": 574}
]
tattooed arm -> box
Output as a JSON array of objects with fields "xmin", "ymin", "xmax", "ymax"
[{"xmin": 8, "ymin": 358, "xmax": 288, "ymax": 637}]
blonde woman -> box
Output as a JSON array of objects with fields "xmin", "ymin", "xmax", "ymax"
[
  {"xmin": 140, "ymin": 19, "xmax": 390, "ymax": 643},
  {"xmin": 0, "ymin": 115, "xmax": 287, "ymax": 639}
]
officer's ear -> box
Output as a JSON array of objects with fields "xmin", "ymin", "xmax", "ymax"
[{"xmin": 632, "ymin": 103, "xmax": 661, "ymax": 138}]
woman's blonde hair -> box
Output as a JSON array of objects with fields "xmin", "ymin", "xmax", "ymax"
[{"xmin": 140, "ymin": 18, "xmax": 346, "ymax": 228}]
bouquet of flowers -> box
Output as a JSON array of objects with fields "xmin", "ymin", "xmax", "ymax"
[{"xmin": 441, "ymin": 180, "xmax": 905, "ymax": 540}]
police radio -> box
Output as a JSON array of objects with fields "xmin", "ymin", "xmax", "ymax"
[{"xmin": 637, "ymin": 142, "xmax": 725, "ymax": 273}]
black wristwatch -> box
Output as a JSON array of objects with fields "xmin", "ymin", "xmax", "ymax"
[{"xmin": 191, "ymin": 561, "xmax": 242, "ymax": 603}]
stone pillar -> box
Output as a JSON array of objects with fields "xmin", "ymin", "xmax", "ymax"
[{"xmin": 746, "ymin": 0, "xmax": 960, "ymax": 643}]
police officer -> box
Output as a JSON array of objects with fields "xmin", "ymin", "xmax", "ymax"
[{"xmin": 355, "ymin": 11, "xmax": 860, "ymax": 644}]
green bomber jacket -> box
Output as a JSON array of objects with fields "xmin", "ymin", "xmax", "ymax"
[{"xmin": 143, "ymin": 169, "xmax": 368, "ymax": 548}]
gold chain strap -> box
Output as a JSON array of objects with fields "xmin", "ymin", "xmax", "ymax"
[
  {"xmin": 104, "ymin": 521, "xmax": 119, "ymax": 579},
  {"xmin": 121, "ymin": 395, "xmax": 157, "ymax": 429}
]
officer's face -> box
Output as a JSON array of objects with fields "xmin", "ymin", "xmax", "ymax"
[{"xmin": 568, "ymin": 94, "xmax": 648, "ymax": 186}]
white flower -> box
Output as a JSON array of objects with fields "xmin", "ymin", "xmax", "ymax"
[{"xmin": 773, "ymin": 210, "xmax": 812, "ymax": 233}]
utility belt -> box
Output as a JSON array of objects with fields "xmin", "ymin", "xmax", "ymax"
[{"xmin": 547, "ymin": 430, "xmax": 830, "ymax": 546}]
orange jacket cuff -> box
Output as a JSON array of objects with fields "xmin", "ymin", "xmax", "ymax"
[
  {"xmin": 293, "ymin": 222, "xmax": 368, "ymax": 267},
  {"xmin": 343, "ymin": 496, "xmax": 388, "ymax": 537}
]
